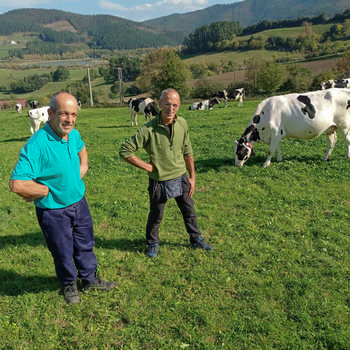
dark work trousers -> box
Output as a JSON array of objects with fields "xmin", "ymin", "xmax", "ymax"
[
  {"xmin": 146, "ymin": 174, "xmax": 202, "ymax": 245},
  {"xmin": 36, "ymin": 196, "xmax": 98, "ymax": 288}
]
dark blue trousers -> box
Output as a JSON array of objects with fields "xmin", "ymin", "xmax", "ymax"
[
  {"xmin": 146, "ymin": 174, "xmax": 202, "ymax": 245},
  {"xmin": 36, "ymin": 196, "xmax": 98, "ymax": 287}
]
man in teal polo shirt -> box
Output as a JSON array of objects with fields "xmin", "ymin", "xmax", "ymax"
[
  {"xmin": 120, "ymin": 88, "xmax": 213, "ymax": 257},
  {"xmin": 9, "ymin": 91, "xmax": 116, "ymax": 304}
]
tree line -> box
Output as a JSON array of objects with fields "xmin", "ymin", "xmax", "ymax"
[
  {"xmin": 3, "ymin": 66, "xmax": 70, "ymax": 93},
  {"xmin": 181, "ymin": 9, "xmax": 350, "ymax": 56}
]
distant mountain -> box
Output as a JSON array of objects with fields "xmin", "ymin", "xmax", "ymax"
[
  {"xmin": 143, "ymin": 0, "xmax": 350, "ymax": 33},
  {"xmin": 0, "ymin": 9, "xmax": 186, "ymax": 50},
  {"xmin": 1, "ymin": 0, "xmax": 350, "ymax": 53}
]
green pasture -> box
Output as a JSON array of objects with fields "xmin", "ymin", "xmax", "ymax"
[
  {"xmin": 0, "ymin": 68, "xmax": 88, "ymax": 101},
  {"xmin": 183, "ymin": 49, "xmax": 305, "ymax": 67},
  {"xmin": 0, "ymin": 67, "xmax": 86, "ymax": 82},
  {"xmin": 1, "ymin": 100, "xmax": 349, "ymax": 349},
  {"xmin": 238, "ymin": 24, "xmax": 333, "ymax": 40}
]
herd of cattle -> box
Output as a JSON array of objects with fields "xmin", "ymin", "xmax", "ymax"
[{"xmin": 10, "ymin": 80, "xmax": 350, "ymax": 167}]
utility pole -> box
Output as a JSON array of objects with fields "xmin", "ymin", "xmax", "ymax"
[
  {"xmin": 87, "ymin": 67, "xmax": 93, "ymax": 107},
  {"xmin": 118, "ymin": 67, "xmax": 123, "ymax": 104}
]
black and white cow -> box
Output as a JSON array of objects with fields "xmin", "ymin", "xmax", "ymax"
[
  {"xmin": 321, "ymin": 79, "xmax": 350, "ymax": 90},
  {"xmin": 234, "ymin": 89, "xmax": 350, "ymax": 168},
  {"xmin": 28, "ymin": 100, "xmax": 39, "ymax": 109},
  {"xmin": 229, "ymin": 88, "xmax": 245, "ymax": 107},
  {"xmin": 128, "ymin": 97, "xmax": 159, "ymax": 126},
  {"xmin": 211, "ymin": 90, "xmax": 229, "ymax": 107},
  {"xmin": 27, "ymin": 106, "xmax": 50, "ymax": 134},
  {"xmin": 189, "ymin": 98, "xmax": 220, "ymax": 111},
  {"xmin": 15, "ymin": 103, "xmax": 22, "ymax": 113}
]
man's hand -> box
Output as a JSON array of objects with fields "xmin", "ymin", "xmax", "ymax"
[
  {"xmin": 188, "ymin": 176, "xmax": 195, "ymax": 198},
  {"xmin": 184, "ymin": 155, "xmax": 196, "ymax": 197},
  {"xmin": 125, "ymin": 155, "xmax": 155, "ymax": 173}
]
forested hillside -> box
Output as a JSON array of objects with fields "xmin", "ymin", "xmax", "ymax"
[
  {"xmin": 181, "ymin": 9, "xmax": 350, "ymax": 58},
  {"xmin": 0, "ymin": 9, "xmax": 185, "ymax": 53},
  {"xmin": 144, "ymin": 0, "xmax": 349, "ymax": 32}
]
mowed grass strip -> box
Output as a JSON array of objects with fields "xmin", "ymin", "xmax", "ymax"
[{"xmin": 0, "ymin": 100, "xmax": 349, "ymax": 349}]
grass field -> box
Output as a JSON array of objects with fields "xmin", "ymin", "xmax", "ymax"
[{"xmin": 1, "ymin": 100, "xmax": 349, "ymax": 349}]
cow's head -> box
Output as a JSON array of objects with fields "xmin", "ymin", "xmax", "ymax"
[
  {"xmin": 234, "ymin": 137, "xmax": 253, "ymax": 167},
  {"xmin": 234, "ymin": 124, "xmax": 259, "ymax": 167}
]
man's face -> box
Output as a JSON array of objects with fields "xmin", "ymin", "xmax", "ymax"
[
  {"xmin": 159, "ymin": 91, "xmax": 181, "ymax": 125},
  {"xmin": 49, "ymin": 93, "xmax": 78, "ymax": 138}
]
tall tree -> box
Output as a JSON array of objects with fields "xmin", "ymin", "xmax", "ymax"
[
  {"xmin": 335, "ymin": 49, "xmax": 350, "ymax": 77},
  {"xmin": 150, "ymin": 50, "xmax": 189, "ymax": 98},
  {"xmin": 136, "ymin": 49, "xmax": 172, "ymax": 93},
  {"xmin": 256, "ymin": 61, "xmax": 284, "ymax": 94}
]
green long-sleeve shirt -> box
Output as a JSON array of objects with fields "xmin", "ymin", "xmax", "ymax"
[{"xmin": 119, "ymin": 115, "xmax": 193, "ymax": 181}]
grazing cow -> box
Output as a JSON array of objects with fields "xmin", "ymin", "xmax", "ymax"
[
  {"xmin": 27, "ymin": 106, "xmax": 50, "ymax": 134},
  {"xmin": 15, "ymin": 103, "xmax": 22, "ymax": 113},
  {"xmin": 336, "ymin": 78, "xmax": 350, "ymax": 88},
  {"xmin": 234, "ymin": 88, "xmax": 350, "ymax": 168},
  {"xmin": 29, "ymin": 100, "xmax": 39, "ymax": 109},
  {"xmin": 128, "ymin": 97, "xmax": 159, "ymax": 126},
  {"xmin": 229, "ymin": 88, "xmax": 245, "ymax": 106},
  {"xmin": 321, "ymin": 79, "xmax": 350, "ymax": 89},
  {"xmin": 211, "ymin": 90, "xmax": 228, "ymax": 107},
  {"xmin": 189, "ymin": 98, "xmax": 220, "ymax": 111}
]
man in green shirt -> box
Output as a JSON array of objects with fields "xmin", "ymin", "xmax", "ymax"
[{"xmin": 120, "ymin": 88, "xmax": 212, "ymax": 257}]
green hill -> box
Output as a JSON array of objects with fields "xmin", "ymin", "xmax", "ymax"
[
  {"xmin": 0, "ymin": 9, "xmax": 185, "ymax": 52},
  {"xmin": 143, "ymin": 0, "xmax": 350, "ymax": 33}
]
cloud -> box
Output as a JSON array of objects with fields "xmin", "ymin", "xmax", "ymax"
[{"xmin": 99, "ymin": 0, "xmax": 210, "ymax": 20}]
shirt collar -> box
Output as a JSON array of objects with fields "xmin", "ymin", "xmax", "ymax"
[
  {"xmin": 156, "ymin": 114, "xmax": 178, "ymax": 126},
  {"xmin": 44, "ymin": 123, "xmax": 68, "ymax": 143}
]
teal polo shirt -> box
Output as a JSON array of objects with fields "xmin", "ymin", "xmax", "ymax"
[{"xmin": 11, "ymin": 123, "xmax": 86, "ymax": 209}]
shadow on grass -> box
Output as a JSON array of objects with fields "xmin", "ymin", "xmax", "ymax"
[
  {"xmin": 1, "ymin": 136, "xmax": 30, "ymax": 143},
  {"xmin": 195, "ymin": 158, "xmax": 234, "ymax": 172},
  {"xmin": 95, "ymin": 237, "xmax": 188, "ymax": 252},
  {"xmin": 0, "ymin": 269, "xmax": 58, "ymax": 296},
  {"xmin": 0, "ymin": 231, "xmax": 46, "ymax": 248},
  {"xmin": 243, "ymin": 154, "xmax": 324, "ymax": 167},
  {"xmin": 98, "ymin": 125, "xmax": 131, "ymax": 129},
  {"xmin": 95, "ymin": 237, "xmax": 145, "ymax": 252}
]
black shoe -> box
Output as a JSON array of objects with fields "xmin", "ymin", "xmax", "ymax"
[
  {"xmin": 147, "ymin": 243, "xmax": 158, "ymax": 258},
  {"xmin": 191, "ymin": 236, "xmax": 213, "ymax": 250},
  {"xmin": 82, "ymin": 277, "xmax": 117, "ymax": 291},
  {"xmin": 63, "ymin": 281, "xmax": 80, "ymax": 304}
]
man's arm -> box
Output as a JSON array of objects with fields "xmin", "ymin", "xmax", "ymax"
[
  {"xmin": 9, "ymin": 179, "xmax": 49, "ymax": 202},
  {"xmin": 78, "ymin": 146, "xmax": 89, "ymax": 178},
  {"xmin": 184, "ymin": 155, "xmax": 195, "ymax": 197},
  {"xmin": 124, "ymin": 155, "xmax": 155, "ymax": 173}
]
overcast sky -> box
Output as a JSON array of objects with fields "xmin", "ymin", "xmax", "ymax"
[{"xmin": 0, "ymin": 0, "xmax": 242, "ymax": 22}]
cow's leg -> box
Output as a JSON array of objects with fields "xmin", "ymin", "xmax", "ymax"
[
  {"xmin": 276, "ymin": 142, "xmax": 283, "ymax": 163},
  {"xmin": 263, "ymin": 131, "xmax": 282, "ymax": 168},
  {"xmin": 30, "ymin": 119, "xmax": 35, "ymax": 134},
  {"xmin": 338, "ymin": 124, "xmax": 350, "ymax": 158},
  {"xmin": 324, "ymin": 126, "xmax": 337, "ymax": 160},
  {"xmin": 130, "ymin": 111, "xmax": 137, "ymax": 126},
  {"xmin": 130, "ymin": 110, "xmax": 134, "ymax": 126},
  {"xmin": 34, "ymin": 120, "xmax": 41, "ymax": 133}
]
